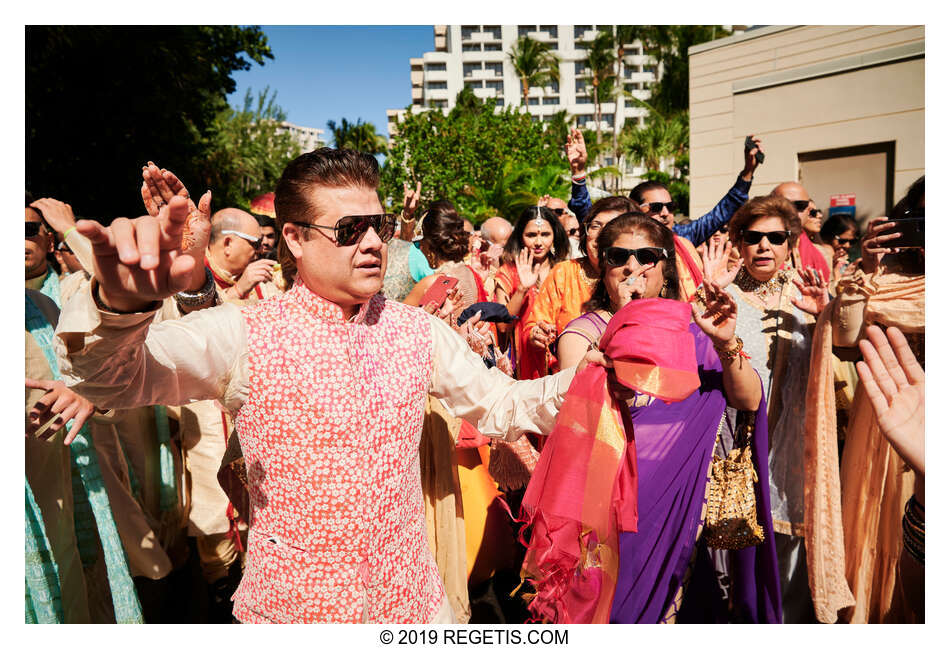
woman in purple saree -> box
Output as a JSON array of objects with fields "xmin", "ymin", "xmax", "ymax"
[{"xmin": 522, "ymin": 214, "xmax": 781, "ymax": 623}]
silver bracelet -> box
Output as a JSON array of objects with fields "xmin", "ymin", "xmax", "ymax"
[{"xmin": 174, "ymin": 267, "xmax": 216, "ymax": 308}]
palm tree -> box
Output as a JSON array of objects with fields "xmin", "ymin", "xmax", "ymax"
[
  {"xmin": 326, "ymin": 117, "xmax": 387, "ymax": 154},
  {"xmin": 611, "ymin": 26, "xmax": 642, "ymax": 179},
  {"xmin": 507, "ymin": 36, "xmax": 561, "ymax": 108},
  {"xmin": 621, "ymin": 108, "xmax": 688, "ymax": 173},
  {"xmin": 583, "ymin": 30, "xmax": 617, "ymax": 154},
  {"xmin": 462, "ymin": 160, "xmax": 537, "ymax": 222}
]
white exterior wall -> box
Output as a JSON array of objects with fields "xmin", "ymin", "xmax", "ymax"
[{"xmin": 278, "ymin": 122, "xmax": 326, "ymax": 152}]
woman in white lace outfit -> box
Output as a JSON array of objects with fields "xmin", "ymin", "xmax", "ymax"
[{"xmin": 721, "ymin": 195, "xmax": 833, "ymax": 623}]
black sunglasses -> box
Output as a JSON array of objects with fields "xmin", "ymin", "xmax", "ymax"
[
  {"xmin": 293, "ymin": 214, "xmax": 396, "ymax": 247},
  {"xmin": 833, "ymin": 234, "xmax": 857, "ymax": 246},
  {"xmin": 642, "ymin": 201, "xmax": 676, "ymax": 215},
  {"xmin": 742, "ymin": 230, "xmax": 791, "ymax": 246},
  {"xmin": 26, "ymin": 222, "xmax": 44, "ymax": 238},
  {"xmin": 550, "ymin": 208, "xmax": 567, "ymax": 216},
  {"xmin": 604, "ymin": 246, "xmax": 668, "ymax": 267}
]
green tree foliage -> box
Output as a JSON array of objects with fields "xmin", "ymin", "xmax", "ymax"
[
  {"xmin": 621, "ymin": 108, "xmax": 688, "ymax": 172},
  {"xmin": 381, "ymin": 94, "xmax": 565, "ymax": 223},
  {"xmin": 326, "ymin": 117, "xmax": 388, "ymax": 154},
  {"xmin": 200, "ymin": 88, "xmax": 301, "ymax": 212},
  {"xmin": 615, "ymin": 25, "xmax": 729, "ymax": 213},
  {"xmin": 640, "ymin": 25, "xmax": 731, "ymax": 115},
  {"xmin": 507, "ymin": 36, "xmax": 561, "ymax": 106},
  {"xmin": 26, "ymin": 26, "xmax": 273, "ymax": 221}
]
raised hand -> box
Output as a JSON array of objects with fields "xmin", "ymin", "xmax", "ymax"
[
  {"xmin": 860, "ymin": 217, "xmax": 900, "ymax": 274},
  {"xmin": 537, "ymin": 194, "xmax": 552, "ymax": 208},
  {"xmin": 403, "ymin": 180, "xmax": 422, "ymax": 218},
  {"xmin": 515, "ymin": 247, "xmax": 541, "ymax": 290},
  {"xmin": 25, "ymin": 378, "xmax": 95, "ymax": 445},
  {"xmin": 702, "ymin": 236, "xmax": 741, "ymax": 288},
  {"xmin": 691, "ymin": 280, "xmax": 738, "ymax": 347},
  {"xmin": 141, "ymin": 163, "xmax": 212, "ymax": 289},
  {"xmin": 565, "ymin": 128, "xmax": 588, "ymax": 176},
  {"xmin": 791, "ymin": 267, "xmax": 830, "ymax": 316},
  {"xmin": 616, "ymin": 263, "xmax": 652, "ymax": 309},
  {"xmin": 30, "ymin": 198, "xmax": 77, "ymax": 236},
  {"xmin": 529, "ymin": 321, "xmax": 557, "ymax": 350},
  {"xmin": 741, "ymin": 135, "xmax": 765, "ymax": 179},
  {"xmin": 141, "ymin": 164, "xmax": 212, "ymax": 246},
  {"xmin": 856, "ymin": 326, "xmax": 924, "ymax": 475},
  {"xmin": 77, "ymin": 196, "xmax": 198, "ymax": 312}
]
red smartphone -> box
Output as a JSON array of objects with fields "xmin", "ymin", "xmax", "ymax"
[{"xmin": 420, "ymin": 275, "xmax": 459, "ymax": 308}]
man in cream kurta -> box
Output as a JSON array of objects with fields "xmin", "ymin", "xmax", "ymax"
[{"xmin": 55, "ymin": 148, "xmax": 584, "ymax": 623}]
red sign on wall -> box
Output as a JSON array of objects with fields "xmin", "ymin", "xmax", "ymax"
[{"xmin": 830, "ymin": 193, "xmax": 856, "ymax": 207}]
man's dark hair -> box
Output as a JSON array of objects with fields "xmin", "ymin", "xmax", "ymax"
[
  {"xmin": 274, "ymin": 148, "xmax": 380, "ymax": 280},
  {"xmin": 629, "ymin": 180, "xmax": 669, "ymax": 206},
  {"xmin": 255, "ymin": 213, "xmax": 276, "ymax": 229},
  {"xmin": 502, "ymin": 206, "xmax": 571, "ymax": 266}
]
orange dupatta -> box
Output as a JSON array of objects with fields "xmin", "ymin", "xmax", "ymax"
[{"xmin": 805, "ymin": 268, "xmax": 923, "ymax": 623}]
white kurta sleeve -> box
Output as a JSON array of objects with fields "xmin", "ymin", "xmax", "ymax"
[
  {"xmin": 54, "ymin": 280, "xmax": 249, "ymax": 414},
  {"xmin": 426, "ymin": 314, "xmax": 575, "ymax": 441}
]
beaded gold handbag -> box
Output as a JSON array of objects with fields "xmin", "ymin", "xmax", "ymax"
[{"xmin": 703, "ymin": 415, "xmax": 765, "ymax": 550}]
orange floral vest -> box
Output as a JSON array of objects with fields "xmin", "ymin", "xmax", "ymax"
[{"xmin": 231, "ymin": 284, "xmax": 444, "ymax": 623}]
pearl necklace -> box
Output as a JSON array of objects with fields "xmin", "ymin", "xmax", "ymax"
[{"xmin": 735, "ymin": 267, "xmax": 787, "ymax": 301}]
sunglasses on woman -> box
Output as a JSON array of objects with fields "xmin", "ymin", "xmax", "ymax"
[
  {"xmin": 742, "ymin": 230, "xmax": 791, "ymax": 246},
  {"xmin": 833, "ymin": 234, "xmax": 857, "ymax": 246},
  {"xmin": 293, "ymin": 214, "xmax": 396, "ymax": 247},
  {"xmin": 604, "ymin": 246, "xmax": 668, "ymax": 267}
]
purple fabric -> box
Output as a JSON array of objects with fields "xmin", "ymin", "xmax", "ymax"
[{"xmin": 608, "ymin": 324, "xmax": 781, "ymax": 623}]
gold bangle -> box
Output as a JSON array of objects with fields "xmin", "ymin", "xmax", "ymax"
[{"xmin": 714, "ymin": 336, "xmax": 745, "ymax": 361}]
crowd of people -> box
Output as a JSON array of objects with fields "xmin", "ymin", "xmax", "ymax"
[{"xmin": 25, "ymin": 129, "xmax": 924, "ymax": 625}]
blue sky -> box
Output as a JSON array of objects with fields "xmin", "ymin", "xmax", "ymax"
[{"xmin": 227, "ymin": 26, "xmax": 434, "ymax": 144}]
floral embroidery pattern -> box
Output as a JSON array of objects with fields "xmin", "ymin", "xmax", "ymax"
[{"xmin": 232, "ymin": 284, "xmax": 444, "ymax": 623}]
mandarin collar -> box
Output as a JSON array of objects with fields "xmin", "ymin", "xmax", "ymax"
[{"xmin": 291, "ymin": 282, "xmax": 371, "ymax": 324}]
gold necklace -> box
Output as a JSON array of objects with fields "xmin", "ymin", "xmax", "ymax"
[
  {"xmin": 580, "ymin": 259, "xmax": 599, "ymax": 288},
  {"xmin": 735, "ymin": 267, "xmax": 786, "ymax": 301}
]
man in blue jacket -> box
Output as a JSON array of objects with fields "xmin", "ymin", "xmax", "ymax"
[{"xmin": 565, "ymin": 129, "xmax": 764, "ymax": 245}]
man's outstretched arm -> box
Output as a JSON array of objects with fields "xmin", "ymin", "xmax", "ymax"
[{"xmin": 427, "ymin": 315, "xmax": 576, "ymax": 441}]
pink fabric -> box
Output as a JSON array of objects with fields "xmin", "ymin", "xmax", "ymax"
[
  {"xmin": 602, "ymin": 299, "xmax": 700, "ymax": 403},
  {"xmin": 798, "ymin": 236, "xmax": 831, "ymax": 282},
  {"xmin": 232, "ymin": 285, "xmax": 444, "ymax": 623}
]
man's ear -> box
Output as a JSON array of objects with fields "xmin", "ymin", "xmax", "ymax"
[{"xmin": 282, "ymin": 223, "xmax": 305, "ymax": 260}]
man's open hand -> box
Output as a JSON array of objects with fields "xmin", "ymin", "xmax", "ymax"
[{"xmin": 77, "ymin": 196, "xmax": 197, "ymax": 312}]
